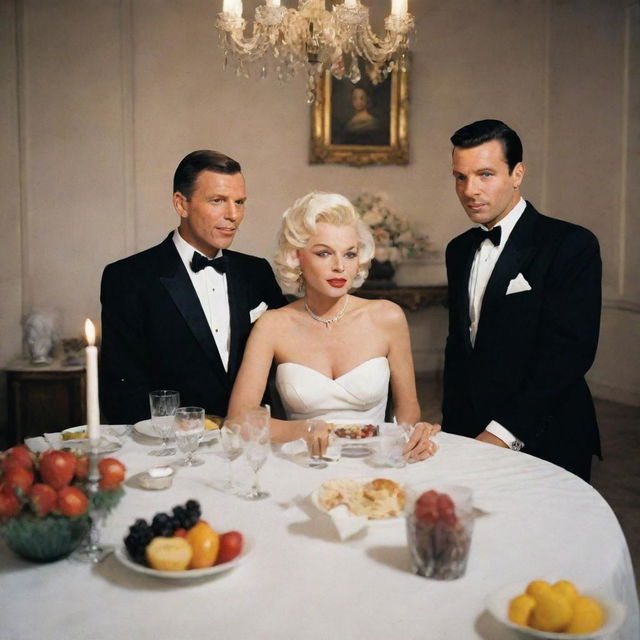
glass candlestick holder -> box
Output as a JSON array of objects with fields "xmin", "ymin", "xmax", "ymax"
[{"xmin": 73, "ymin": 448, "xmax": 115, "ymax": 563}]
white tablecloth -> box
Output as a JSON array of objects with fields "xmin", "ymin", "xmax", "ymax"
[{"xmin": 2, "ymin": 431, "xmax": 638, "ymax": 640}]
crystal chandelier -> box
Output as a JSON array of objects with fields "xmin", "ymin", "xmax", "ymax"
[{"xmin": 216, "ymin": 0, "xmax": 415, "ymax": 102}]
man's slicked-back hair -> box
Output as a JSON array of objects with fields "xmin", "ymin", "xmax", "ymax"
[
  {"xmin": 173, "ymin": 150, "xmax": 242, "ymax": 199},
  {"xmin": 450, "ymin": 119, "xmax": 523, "ymax": 174}
]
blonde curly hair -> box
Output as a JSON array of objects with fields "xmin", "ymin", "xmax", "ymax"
[{"xmin": 275, "ymin": 191, "xmax": 375, "ymax": 296}]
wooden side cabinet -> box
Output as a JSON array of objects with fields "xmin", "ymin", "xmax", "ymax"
[{"xmin": 6, "ymin": 360, "xmax": 86, "ymax": 445}]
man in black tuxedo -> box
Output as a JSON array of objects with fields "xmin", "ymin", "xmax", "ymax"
[
  {"xmin": 100, "ymin": 150, "xmax": 286, "ymax": 424},
  {"xmin": 442, "ymin": 120, "xmax": 602, "ymax": 481}
]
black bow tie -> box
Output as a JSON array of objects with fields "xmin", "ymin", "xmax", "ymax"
[
  {"xmin": 190, "ymin": 252, "xmax": 228, "ymax": 274},
  {"xmin": 471, "ymin": 226, "xmax": 501, "ymax": 247}
]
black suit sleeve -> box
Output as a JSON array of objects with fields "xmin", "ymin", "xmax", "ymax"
[
  {"xmin": 495, "ymin": 228, "xmax": 602, "ymax": 446},
  {"xmin": 99, "ymin": 262, "xmax": 153, "ymax": 424}
]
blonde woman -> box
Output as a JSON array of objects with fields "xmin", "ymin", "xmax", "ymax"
[{"xmin": 227, "ymin": 192, "xmax": 439, "ymax": 461}]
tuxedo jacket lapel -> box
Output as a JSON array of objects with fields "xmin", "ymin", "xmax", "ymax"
[
  {"xmin": 453, "ymin": 235, "xmax": 478, "ymax": 353},
  {"xmin": 158, "ymin": 240, "xmax": 229, "ymax": 385},
  {"xmin": 225, "ymin": 252, "xmax": 251, "ymax": 381},
  {"xmin": 477, "ymin": 206, "xmax": 537, "ymax": 334}
]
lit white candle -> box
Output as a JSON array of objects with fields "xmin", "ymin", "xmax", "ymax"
[
  {"xmin": 223, "ymin": 0, "xmax": 243, "ymax": 16},
  {"xmin": 266, "ymin": 0, "xmax": 281, "ymax": 7},
  {"xmin": 84, "ymin": 319, "xmax": 101, "ymax": 446},
  {"xmin": 344, "ymin": 0, "xmax": 357, "ymax": 7},
  {"xmin": 391, "ymin": 0, "xmax": 407, "ymax": 16}
]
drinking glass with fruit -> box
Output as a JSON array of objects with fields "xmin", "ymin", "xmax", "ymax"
[
  {"xmin": 405, "ymin": 486, "xmax": 474, "ymax": 580},
  {"xmin": 0, "ymin": 445, "xmax": 125, "ymax": 562}
]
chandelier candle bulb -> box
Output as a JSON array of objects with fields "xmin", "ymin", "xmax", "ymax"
[
  {"xmin": 344, "ymin": 0, "xmax": 358, "ymax": 7},
  {"xmin": 266, "ymin": 0, "xmax": 281, "ymax": 6},
  {"xmin": 391, "ymin": 0, "xmax": 408, "ymax": 16},
  {"xmin": 223, "ymin": 0, "xmax": 242, "ymax": 17},
  {"xmin": 84, "ymin": 319, "xmax": 101, "ymax": 446}
]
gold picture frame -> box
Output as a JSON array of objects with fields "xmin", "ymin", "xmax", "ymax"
[{"xmin": 310, "ymin": 62, "xmax": 409, "ymax": 167}]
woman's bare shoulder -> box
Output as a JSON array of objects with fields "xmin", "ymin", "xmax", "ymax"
[
  {"xmin": 255, "ymin": 301, "xmax": 301, "ymax": 327},
  {"xmin": 355, "ymin": 297, "xmax": 405, "ymax": 325}
]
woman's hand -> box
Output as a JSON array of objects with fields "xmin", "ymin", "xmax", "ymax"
[{"xmin": 403, "ymin": 422, "xmax": 441, "ymax": 462}]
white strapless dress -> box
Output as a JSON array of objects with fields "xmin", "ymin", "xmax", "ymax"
[{"xmin": 275, "ymin": 356, "xmax": 390, "ymax": 423}]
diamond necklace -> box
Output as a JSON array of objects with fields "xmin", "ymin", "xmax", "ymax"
[{"xmin": 304, "ymin": 295, "xmax": 350, "ymax": 327}]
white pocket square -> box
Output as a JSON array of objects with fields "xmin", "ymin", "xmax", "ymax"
[
  {"xmin": 506, "ymin": 273, "xmax": 532, "ymax": 295},
  {"xmin": 250, "ymin": 301, "xmax": 269, "ymax": 323}
]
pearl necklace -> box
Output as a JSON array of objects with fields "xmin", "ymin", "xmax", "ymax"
[{"xmin": 304, "ymin": 295, "xmax": 350, "ymax": 327}]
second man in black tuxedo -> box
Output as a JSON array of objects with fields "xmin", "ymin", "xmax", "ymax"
[
  {"xmin": 442, "ymin": 120, "xmax": 602, "ymax": 481},
  {"xmin": 100, "ymin": 150, "xmax": 286, "ymax": 424}
]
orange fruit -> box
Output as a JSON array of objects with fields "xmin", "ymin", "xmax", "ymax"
[
  {"xmin": 552, "ymin": 580, "xmax": 578, "ymax": 605},
  {"xmin": 525, "ymin": 580, "xmax": 551, "ymax": 600},
  {"xmin": 566, "ymin": 596, "xmax": 605, "ymax": 634},
  {"xmin": 508, "ymin": 594, "xmax": 535, "ymax": 626},
  {"xmin": 185, "ymin": 521, "xmax": 220, "ymax": 569},
  {"xmin": 529, "ymin": 589, "xmax": 573, "ymax": 632}
]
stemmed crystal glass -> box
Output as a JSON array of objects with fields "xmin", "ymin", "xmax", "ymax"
[
  {"xmin": 219, "ymin": 421, "xmax": 243, "ymax": 492},
  {"xmin": 238, "ymin": 406, "xmax": 271, "ymax": 500},
  {"xmin": 149, "ymin": 390, "xmax": 179, "ymax": 456},
  {"xmin": 174, "ymin": 406, "xmax": 205, "ymax": 467}
]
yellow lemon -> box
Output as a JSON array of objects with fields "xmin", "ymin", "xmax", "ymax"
[
  {"xmin": 552, "ymin": 580, "xmax": 579, "ymax": 605},
  {"xmin": 525, "ymin": 580, "xmax": 551, "ymax": 600},
  {"xmin": 508, "ymin": 593, "xmax": 536, "ymax": 626},
  {"xmin": 566, "ymin": 596, "xmax": 605, "ymax": 634},
  {"xmin": 530, "ymin": 589, "xmax": 573, "ymax": 632}
]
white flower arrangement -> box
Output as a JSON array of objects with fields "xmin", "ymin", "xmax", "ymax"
[{"xmin": 352, "ymin": 192, "xmax": 429, "ymax": 264}]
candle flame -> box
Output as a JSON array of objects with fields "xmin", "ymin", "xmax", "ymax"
[{"xmin": 84, "ymin": 318, "xmax": 96, "ymax": 346}]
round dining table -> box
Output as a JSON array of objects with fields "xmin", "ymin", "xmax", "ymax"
[{"xmin": 2, "ymin": 429, "xmax": 638, "ymax": 640}]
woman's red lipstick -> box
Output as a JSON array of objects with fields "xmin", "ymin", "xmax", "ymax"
[{"xmin": 327, "ymin": 278, "xmax": 347, "ymax": 288}]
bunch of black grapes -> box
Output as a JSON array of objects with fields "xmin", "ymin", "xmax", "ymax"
[{"xmin": 124, "ymin": 500, "xmax": 202, "ymax": 564}]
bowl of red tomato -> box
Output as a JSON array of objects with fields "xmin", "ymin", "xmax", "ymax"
[{"xmin": 0, "ymin": 445, "xmax": 125, "ymax": 562}]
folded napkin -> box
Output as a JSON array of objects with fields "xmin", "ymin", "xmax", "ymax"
[
  {"xmin": 24, "ymin": 436, "xmax": 50, "ymax": 453},
  {"xmin": 328, "ymin": 505, "xmax": 368, "ymax": 541}
]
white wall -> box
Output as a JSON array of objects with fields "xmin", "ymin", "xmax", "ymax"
[{"xmin": 1, "ymin": 0, "xmax": 638, "ymax": 425}]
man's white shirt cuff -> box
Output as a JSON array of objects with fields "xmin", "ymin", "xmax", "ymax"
[{"xmin": 486, "ymin": 421, "xmax": 523, "ymax": 449}]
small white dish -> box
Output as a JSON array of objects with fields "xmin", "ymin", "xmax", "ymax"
[
  {"xmin": 310, "ymin": 477, "xmax": 404, "ymax": 524},
  {"xmin": 114, "ymin": 536, "xmax": 252, "ymax": 580},
  {"xmin": 138, "ymin": 466, "xmax": 175, "ymax": 490},
  {"xmin": 485, "ymin": 581, "xmax": 627, "ymax": 639}
]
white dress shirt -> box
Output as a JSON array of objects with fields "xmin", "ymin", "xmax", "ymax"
[
  {"xmin": 468, "ymin": 197, "xmax": 526, "ymax": 448},
  {"xmin": 173, "ymin": 230, "xmax": 231, "ymax": 370}
]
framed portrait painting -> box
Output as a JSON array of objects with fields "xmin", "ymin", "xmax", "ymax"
[{"xmin": 310, "ymin": 60, "xmax": 409, "ymax": 167}]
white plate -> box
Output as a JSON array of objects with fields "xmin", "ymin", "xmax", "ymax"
[
  {"xmin": 48, "ymin": 426, "xmax": 124, "ymax": 454},
  {"xmin": 485, "ymin": 581, "xmax": 627, "ymax": 639},
  {"xmin": 114, "ymin": 536, "xmax": 252, "ymax": 580},
  {"xmin": 310, "ymin": 477, "xmax": 405, "ymax": 523},
  {"xmin": 133, "ymin": 419, "xmax": 217, "ymax": 443}
]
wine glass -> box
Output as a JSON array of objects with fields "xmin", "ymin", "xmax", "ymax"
[
  {"xmin": 174, "ymin": 406, "xmax": 205, "ymax": 467},
  {"xmin": 219, "ymin": 421, "xmax": 243, "ymax": 492},
  {"xmin": 148, "ymin": 390, "xmax": 179, "ymax": 456},
  {"xmin": 238, "ymin": 406, "xmax": 270, "ymax": 500}
]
